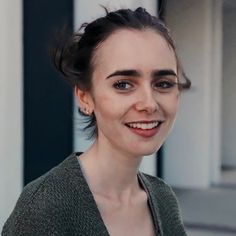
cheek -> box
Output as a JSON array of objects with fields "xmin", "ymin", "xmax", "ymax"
[
  {"xmin": 160, "ymin": 94, "xmax": 179, "ymax": 118},
  {"xmin": 171, "ymin": 98, "xmax": 180, "ymax": 119},
  {"xmin": 93, "ymin": 92, "xmax": 121, "ymax": 121}
]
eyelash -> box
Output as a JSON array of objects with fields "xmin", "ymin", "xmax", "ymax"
[
  {"xmin": 113, "ymin": 81, "xmax": 133, "ymax": 90},
  {"xmin": 153, "ymin": 80, "xmax": 177, "ymax": 90},
  {"xmin": 113, "ymin": 79, "xmax": 177, "ymax": 92}
]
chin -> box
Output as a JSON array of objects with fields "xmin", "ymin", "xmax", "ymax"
[
  {"xmin": 141, "ymin": 149, "xmax": 158, "ymax": 156},
  {"xmin": 129, "ymin": 146, "xmax": 160, "ymax": 157}
]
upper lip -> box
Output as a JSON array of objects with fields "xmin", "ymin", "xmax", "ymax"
[{"xmin": 125, "ymin": 120, "xmax": 164, "ymax": 124}]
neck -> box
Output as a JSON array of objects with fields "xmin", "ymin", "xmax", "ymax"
[{"xmin": 79, "ymin": 140, "xmax": 143, "ymax": 202}]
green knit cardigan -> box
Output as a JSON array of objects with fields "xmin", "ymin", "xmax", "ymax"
[{"xmin": 2, "ymin": 153, "xmax": 187, "ymax": 236}]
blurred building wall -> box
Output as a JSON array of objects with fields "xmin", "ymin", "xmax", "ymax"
[
  {"xmin": 0, "ymin": 0, "xmax": 23, "ymax": 229},
  {"xmin": 222, "ymin": 3, "xmax": 236, "ymax": 167},
  {"xmin": 23, "ymin": 0, "xmax": 73, "ymax": 186},
  {"xmin": 164, "ymin": 0, "xmax": 223, "ymax": 188}
]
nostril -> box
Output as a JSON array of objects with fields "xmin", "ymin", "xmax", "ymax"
[{"xmin": 134, "ymin": 99, "xmax": 158, "ymax": 114}]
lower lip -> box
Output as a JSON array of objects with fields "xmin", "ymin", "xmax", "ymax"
[{"xmin": 127, "ymin": 125, "xmax": 161, "ymax": 138}]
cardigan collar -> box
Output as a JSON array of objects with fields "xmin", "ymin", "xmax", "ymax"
[{"xmin": 63, "ymin": 152, "xmax": 162, "ymax": 236}]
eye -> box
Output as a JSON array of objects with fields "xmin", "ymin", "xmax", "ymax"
[
  {"xmin": 153, "ymin": 80, "xmax": 177, "ymax": 92},
  {"xmin": 113, "ymin": 80, "xmax": 133, "ymax": 90}
]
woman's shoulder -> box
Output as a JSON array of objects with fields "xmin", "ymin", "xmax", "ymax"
[
  {"xmin": 139, "ymin": 172, "xmax": 180, "ymax": 206},
  {"xmin": 139, "ymin": 172, "xmax": 187, "ymax": 235},
  {"xmin": 2, "ymin": 153, "xmax": 85, "ymax": 235},
  {"xmin": 18, "ymin": 153, "xmax": 80, "ymax": 203},
  {"xmin": 139, "ymin": 172, "xmax": 173, "ymax": 192}
]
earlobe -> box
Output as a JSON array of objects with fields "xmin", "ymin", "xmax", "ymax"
[{"xmin": 74, "ymin": 86, "xmax": 94, "ymax": 115}]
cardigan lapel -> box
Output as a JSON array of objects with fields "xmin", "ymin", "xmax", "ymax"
[
  {"xmin": 138, "ymin": 172, "xmax": 163, "ymax": 236},
  {"xmin": 63, "ymin": 153, "xmax": 110, "ymax": 236},
  {"xmin": 64, "ymin": 153, "xmax": 164, "ymax": 236}
]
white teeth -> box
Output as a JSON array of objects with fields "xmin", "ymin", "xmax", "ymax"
[{"xmin": 127, "ymin": 122, "xmax": 159, "ymax": 130}]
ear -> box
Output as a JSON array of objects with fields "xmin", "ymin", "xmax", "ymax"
[{"xmin": 74, "ymin": 86, "xmax": 94, "ymax": 114}]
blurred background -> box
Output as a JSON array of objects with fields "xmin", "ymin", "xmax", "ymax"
[{"xmin": 0, "ymin": 0, "xmax": 236, "ymax": 235}]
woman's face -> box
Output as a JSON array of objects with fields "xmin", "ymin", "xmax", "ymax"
[{"xmin": 82, "ymin": 29, "xmax": 179, "ymax": 157}]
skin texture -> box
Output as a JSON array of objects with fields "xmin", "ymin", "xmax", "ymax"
[{"xmin": 75, "ymin": 29, "xmax": 179, "ymax": 236}]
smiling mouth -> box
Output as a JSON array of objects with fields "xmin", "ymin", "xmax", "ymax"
[{"xmin": 125, "ymin": 121, "xmax": 162, "ymax": 130}]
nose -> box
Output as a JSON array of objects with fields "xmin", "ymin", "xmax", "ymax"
[{"xmin": 134, "ymin": 86, "xmax": 159, "ymax": 114}]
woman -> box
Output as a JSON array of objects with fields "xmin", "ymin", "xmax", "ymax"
[{"xmin": 2, "ymin": 7, "xmax": 191, "ymax": 236}]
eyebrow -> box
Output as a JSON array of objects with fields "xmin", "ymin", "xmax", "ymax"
[
  {"xmin": 105, "ymin": 69, "xmax": 177, "ymax": 79},
  {"xmin": 106, "ymin": 70, "xmax": 140, "ymax": 79},
  {"xmin": 152, "ymin": 69, "xmax": 177, "ymax": 77}
]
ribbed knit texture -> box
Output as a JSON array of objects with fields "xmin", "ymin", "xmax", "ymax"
[{"xmin": 2, "ymin": 153, "xmax": 187, "ymax": 236}]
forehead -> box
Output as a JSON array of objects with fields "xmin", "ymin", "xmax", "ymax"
[{"xmin": 93, "ymin": 28, "xmax": 177, "ymax": 74}]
